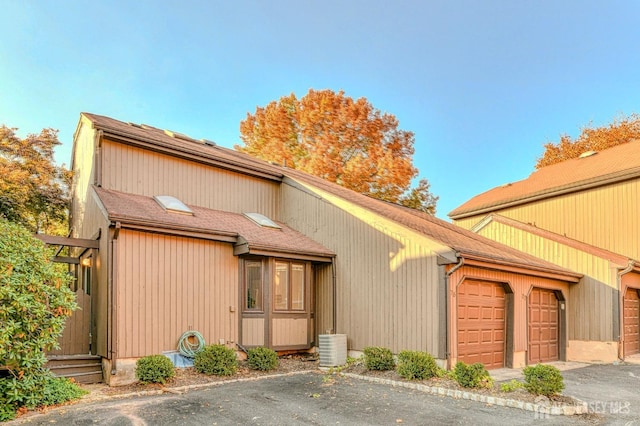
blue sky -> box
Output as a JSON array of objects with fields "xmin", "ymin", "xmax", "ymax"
[{"xmin": 2, "ymin": 1, "xmax": 639, "ymax": 218}]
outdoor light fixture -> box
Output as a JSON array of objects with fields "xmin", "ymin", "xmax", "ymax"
[{"xmin": 81, "ymin": 258, "xmax": 92, "ymax": 267}]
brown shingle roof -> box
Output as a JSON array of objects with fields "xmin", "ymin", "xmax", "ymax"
[
  {"xmin": 477, "ymin": 214, "xmax": 636, "ymax": 267},
  {"xmin": 282, "ymin": 168, "xmax": 580, "ymax": 278},
  {"xmin": 93, "ymin": 186, "xmax": 335, "ymax": 259},
  {"xmin": 83, "ymin": 113, "xmax": 580, "ymax": 280},
  {"xmin": 449, "ymin": 141, "xmax": 640, "ymax": 219}
]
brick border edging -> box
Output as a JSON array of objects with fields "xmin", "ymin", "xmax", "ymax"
[{"xmin": 341, "ymin": 373, "xmax": 588, "ymax": 416}]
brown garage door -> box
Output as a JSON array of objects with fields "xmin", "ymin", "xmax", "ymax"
[
  {"xmin": 528, "ymin": 288, "xmax": 559, "ymax": 363},
  {"xmin": 457, "ymin": 280, "xmax": 506, "ymax": 369},
  {"xmin": 624, "ymin": 288, "xmax": 640, "ymax": 357}
]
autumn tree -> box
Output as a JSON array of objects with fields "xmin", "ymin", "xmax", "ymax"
[
  {"xmin": 237, "ymin": 89, "xmax": 438, "ymax": 214},
  {"xmin": 536, "ymin": 113, "xmax": 640, "ymax": 168},
  {"xmin": 0, "ymin": 126, "xmax": 72, "ymax": 234}
]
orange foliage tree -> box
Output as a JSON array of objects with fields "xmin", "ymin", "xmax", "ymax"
[
  {"xmin": 237, "ymin": 89, "xmax": 438, "ymax": 214},
  {"xmin": 536, "ymin": 113, "xmax": 640, "ymax": 168}
]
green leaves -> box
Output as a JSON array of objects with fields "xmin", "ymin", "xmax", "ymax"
[{"xmin": 0, "ymin": 125, "xmax": 71, "ymax": 233}]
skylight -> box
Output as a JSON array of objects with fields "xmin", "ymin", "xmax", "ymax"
[
  {"xmin": 154, "ymin": 195, "xmax": 193, "ymax": 215},
  {"xmin": 244, "ymin": 212, "xmax": 281, "ymax": 229}
]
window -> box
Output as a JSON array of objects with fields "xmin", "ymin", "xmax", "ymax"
[
  {"xmin": 243, "ymin": 212, "xmax": 281, "ymax": 229},
  {"xmin": 274, "ymin": 261, "xmax": 304, "ymax": 311},
  {"xmin": 245, "ymin": 261, "xmax": 263, "ymax": 311},
  {"xmin": 153, "ymin": 195, "xmax": 193, "ymax": 215}
]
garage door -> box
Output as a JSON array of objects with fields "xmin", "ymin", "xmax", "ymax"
[
  {"xmin": 528, "ymin": 288, "xmax": 559, "ymax": 363},
  {"xmin": 457, "ymin": 280, "xmax": 506, "ymax": 369},
  {"xmin": 624, "ymin": 288, "xmax": 640, "ymax": 357}
]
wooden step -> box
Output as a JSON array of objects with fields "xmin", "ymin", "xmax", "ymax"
[{"xmin": 46, "ymin": 355, "xmax": 103, "ymax": 384}]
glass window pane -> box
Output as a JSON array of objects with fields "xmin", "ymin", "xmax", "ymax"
[
  {"xmin": 274, "ymin": 262, "xmax": 289, "ymax": 310},
  {"xmin": 246, "ymin": 261, "xmax": 262, "ymax": 310},
  {"xmin": 291, "ymin": 264, "xmax": 304, "ymax": 310}
]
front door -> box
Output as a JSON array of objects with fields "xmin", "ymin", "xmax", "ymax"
[{"xmin": 48, "ymin": 262, "xmax": 92, "ymax": 355}]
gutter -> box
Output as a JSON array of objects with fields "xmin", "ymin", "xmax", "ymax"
[
  {"xmin": 443, "ymin": 256, "xmax": 464, "ymax": 369},
  {"xmin": 109, "ymin": 222, "xmax": 121, "ymax": 376}
]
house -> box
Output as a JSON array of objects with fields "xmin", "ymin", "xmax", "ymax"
[
  {"xmin": 62, "ymin": 113, "xmax": 582, "ymax": 385},
  {"xmin": 449, "ymin": 142, "xmax": 640, "ymax": 362}
]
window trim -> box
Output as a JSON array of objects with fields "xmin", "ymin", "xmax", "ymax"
[
  {"xmin": 273, "ymin": 260, "xmax": 305, "ymax": 312},
  {"xmin": 243, "ymin": 259, "xmax": 264, "ymax": 312}
]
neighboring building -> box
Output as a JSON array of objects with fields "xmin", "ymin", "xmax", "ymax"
[
  {"xmin": 61, "ymin": 113, "xmax": 582, "ymax": 385},
  {"xmin": 449, "ymin": 142, "xmax": 640, "ymax": 362}
]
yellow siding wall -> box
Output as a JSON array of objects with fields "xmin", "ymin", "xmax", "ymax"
[
  {"xmin": 280, "ymin": 180, "xmax": 450, "ymax": 355},
  {"xmin": 476, "ymin": 221, "xmax": 617, "ymax": 341},
  {"xmin": 116, "ymin": 230, "xmax": 238, "ymax": 358},
  {"xmin": 101, "ymin": 140, "xmax": 280, "ymax": 218},
  {"xmin": 454, "ymin": 179, "xmax": 640, "ymax": 260},
  {"xmin": 70, "ymin": 118, "xmax": 97, "ymax": 238}
]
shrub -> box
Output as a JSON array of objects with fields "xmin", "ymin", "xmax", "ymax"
[
  {"xmin": 0, "ymin": 220, "xmax": 77, "ymax": 420},
  {"xmin": 40, "ymin": 376, "xmax": 88, "ymax": 405},
  {"xmin": 453, "ymin": 362, "xmax": 493, "ymax": 389},
  {"xmin": 0, "ymin": 370, "xmax": 87, "ymax": 421},
  {"xmin": 247, "ymin": 347, "xmax": 278, "ymax": 371},
  {"xmin": 363, "ymin": 347, "xmax": 395, "ymax": 371},
  {"xmin": 396, "ymin": 350, "xmax": 441, "ymax": 380},
  {"xmin": 523, "ymin": 364, "xmax": 564, "ymax": 396},
  {"xmin": 194, "ymin": 344, "xmax": 238, "ymax": 376},
  {"xmin": 136, "ymin": 355, "xmax": 175, "ymax": 384},
  {"xmin": 500, "ymin": 379, "xmax": 524, "ymax": 393}
]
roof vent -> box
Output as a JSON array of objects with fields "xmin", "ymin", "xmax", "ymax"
[
  {"xmin": 127, "ymin": 122, "xmax": 142, "ymax": 128},
  {"xmin": 243, "ymin": 212, "xmax": 281, "ymax": 229},
  {"xmin": 153, "ymin": 195, "xmax": 193, "ymax": 215},
  {"xmin": 579, "ymin": 150, "xmax": 597, "ymax": 158},
  {"xmin": 201, "ymin": 139, "xmax": 217, "ymax": 146},
  {"xmin": 164, "ymin": 130, "xmax": 194, "ymax": 142}
]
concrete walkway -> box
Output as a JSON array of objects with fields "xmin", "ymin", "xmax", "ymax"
[{"xmin": 490, "ymin": 361, "xmax": 590, "ymax": 382}]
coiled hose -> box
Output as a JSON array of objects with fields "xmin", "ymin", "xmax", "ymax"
[{"xmin": 178, "ymin": 330, "xmax": 205, "ymax": 358}]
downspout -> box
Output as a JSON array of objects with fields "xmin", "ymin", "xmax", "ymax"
[
  {"xmin": 331, "ymin": 257, "xmax": 337, "ymax": 334},
  {"xmin": 110, "ymin": 222, "xmax": 121, "ymax": 375},
  {"xmin": 617, "ymin": 260, "xmax": 638, "ymax": 361},
  {"xmin": 444, "ymin": 256, "xmax": 464, "ymax": 370}
]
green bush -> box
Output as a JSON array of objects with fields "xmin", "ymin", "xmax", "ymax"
[
  {"xmin": 0, "ymin": 370, "xmax": 87, "ymax": 421},
  {"xmin": 194, "ymin": 344, "xmax": 238, "ymax": 376},
  {"xmin": 40, "ymin": 376, "xmax": 88, "ymax": 406},
  {"xmin": 363, "ymin": 347, "xmax": 395, "ymax": 371},
  {"xmin": 0, "ymin": 220, "xmax": 77, "ymax": 420},
  {"xmin": 247, "ymin": 347, "xmax": 278, "ymax": 371},
  {"xmin": 523, "ymin": 364, "xmax": 564, "ymax": 396},
  {"xmin": 136, "ymin": 355, "xmax": 176, "ymax": 384},
  {"xmin": 453, "ymin": 362, "xmax": 493, "ymax": 389},
  {"xmin": 500, "ymin": 379, "xmax": 524, "ymax": 393},
  {"xmin": 396, "ymin": 350, "xmax": 441, "ymax": 380}
]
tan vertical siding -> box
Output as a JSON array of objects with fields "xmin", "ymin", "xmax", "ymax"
[
  {"xmin": 454, "ymin": 179, "xmax": 640, "ymax": 261},
  {"xmin": 242, "ymin": 318, "xmax": 265, "ymax": 346},
  {"xmin": 476, "ymin": 221, "xmax": 616, "ymax": 341},
  {"xmin": 70, "ymin": 118, "xmax": 97, "ymax": 237},
  {"xmin": 314, "ymin": 264, "xmax": 334, "ymax": 337},
  {"xmin": 272, "ymin": 318, "xmax": 307, "ymax": 346},
  {"xmin": 49, "ymin": 288, "xmax": 91, "ymax": 355},
  {"xmin": 101, "ymin": 140, "xmax": 280, "ymax": 217},
  {"xmin": 448, "ymin": 265, "xmax": 569, "ymax": 357},
  {"xmin": 280, "ymin": 180, "xmax": 448, "ymax": 355},
  {"xmin": 115, "ymin": 230, "xmax": 238, "ymax": 358}
]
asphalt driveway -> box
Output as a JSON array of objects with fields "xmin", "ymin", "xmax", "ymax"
[
  {"xmin": 9, "ymin": 372, "xmax": 603, "ymax": 426},
  {"xmin": 561, "ymin": 363, "xmax": 640, "ymax": 425}
]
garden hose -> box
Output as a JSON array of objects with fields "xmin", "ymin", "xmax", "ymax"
[{"xmin": 178, "ymin": 330, "xmax": 205, "ymax": 358}]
